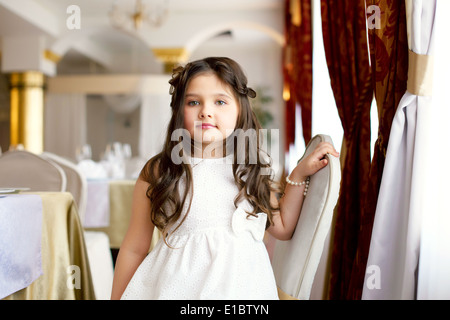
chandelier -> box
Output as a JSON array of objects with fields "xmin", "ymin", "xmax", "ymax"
[{"xmin": 109, "ymin": 0, "xmax": 169, "ymax": 31}]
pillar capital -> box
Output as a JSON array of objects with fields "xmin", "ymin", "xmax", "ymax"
[
  {"xmin": 10, "ymin": 71, "xmax": 45, "ymax": 88},
  {"xmin": 152, "ymin": 47, "xmax": 190, "ymax": 74},
  {"xmin": 1, "ymin": 36, "xmax": 57, "ymax": 76}
]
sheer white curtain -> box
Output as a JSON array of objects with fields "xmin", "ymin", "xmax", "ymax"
[
  {"xmin": 139, "ymin": 94, "xmax": 172, "ymax": 160},
  {"xmin": 362, "ymin": 0, "xmax": 440, "ymax": 299},
  {"xmin": 44, "ymin": 93, "xmax": 87, "ymax": 161}
]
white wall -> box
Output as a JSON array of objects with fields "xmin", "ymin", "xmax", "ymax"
[{"xmin": 85, "ymin": 95, "xmax": 141, "ymax": 161}]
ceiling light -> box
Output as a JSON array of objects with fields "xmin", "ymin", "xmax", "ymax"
[{"xmin": 109, "ymin": 0, "xmax": 169, "ymax": 31}]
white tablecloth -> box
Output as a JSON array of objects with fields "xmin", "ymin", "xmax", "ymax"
[
  {"xmin": 84, "ymin": 180, "xmax": 110, "ymax": 228},
  {"xmin": 0, "ymin": 194, "xmax": 43, "ymax": 299},
  {"xmin": 84, "ymin": 179, "xmax": 136, "ymax": 247}
]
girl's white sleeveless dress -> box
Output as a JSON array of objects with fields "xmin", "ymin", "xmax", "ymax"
[{"xmin": 121, "ymin": 155, "xmax": 279, "ymax": 300}]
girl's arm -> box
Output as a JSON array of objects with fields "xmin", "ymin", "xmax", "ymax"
[
  {"xmin": 267, "ymin": 142, "xmax": 339, "ymax": 241},
  {"xmin": 110, "ymin": 178, "xmax": 154, "ymax": 299}
]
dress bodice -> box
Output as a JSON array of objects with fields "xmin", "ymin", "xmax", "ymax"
[{"xmin": 168, "ymin": 155, "xmax": 249, "ymax": 237}]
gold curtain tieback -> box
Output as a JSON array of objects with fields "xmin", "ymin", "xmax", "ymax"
[
  {"xmin": 407, "ymin": 49, "xmax": 434, "ymax": 96},
  {"xmin": 277, "ymin": 287, "xmax": 299, "ymax": 300}
]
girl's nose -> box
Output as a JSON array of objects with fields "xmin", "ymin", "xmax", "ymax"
[{"xmin": 199, "ymin": 105, "xmax": 213, "ymax": 118}]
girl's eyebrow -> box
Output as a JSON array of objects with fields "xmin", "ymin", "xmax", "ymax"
[{"xmin": 185, "ymin": 93, "xmax": 232, "ymax": 99}]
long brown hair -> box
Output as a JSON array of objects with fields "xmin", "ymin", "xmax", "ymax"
[{"xmin": 140, "ymin": 57, "xmax": 280, "ymax": 244}]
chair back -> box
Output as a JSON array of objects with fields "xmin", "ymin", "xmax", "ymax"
[
  {"xmin": 0, "ymin": 150, "xmax": 66, "ymax": 192},
  {"xmin": 271, "ymin": 134, "xmax": 341, "ymax": 300},
  {"xmin": 41, "ymin": 152, "xmax": 87, "ymax": 222}
]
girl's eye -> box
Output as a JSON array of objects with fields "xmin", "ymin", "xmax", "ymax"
[
  {"xmin": 187, "ymin": 100, "xmax": 199, "ymax": 106},
  {"xmin": 216, "ymin": 100, "xmax": 226, "ymax": 106}
]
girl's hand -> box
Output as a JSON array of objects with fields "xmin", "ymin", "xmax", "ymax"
[
  {"xmin": 291, "ymin": 142, "xmax": 339, "ymax": 179},
  {"xmin": 270, "ymin": 142, "xmax": 339, "ymax": 240}
]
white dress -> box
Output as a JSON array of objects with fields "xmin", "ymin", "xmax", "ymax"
[{"xmin": 121, "ymin": 155, "xmax": 279, "ymax": 300}]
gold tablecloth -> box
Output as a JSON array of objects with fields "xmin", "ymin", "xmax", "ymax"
[
  {"xmin": 86, "ymin": 180, "xmax": 160, "ymax": 249},
  {"xmin": 4, "ymin": 192, "xmax": 95, "ymax": 300}
]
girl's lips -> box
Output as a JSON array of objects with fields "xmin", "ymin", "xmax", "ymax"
[{"xmin": 198, "ymin": 123, "xmax": 217, "ymax": 129}]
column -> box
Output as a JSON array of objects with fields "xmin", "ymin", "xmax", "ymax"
[
  {"xmin": 2, "ymin": 35, "xmax": 59, "ymax": 154},
  {"xmin": 9, "ymin": 71, "xmax": 45, "ymax": 153}
]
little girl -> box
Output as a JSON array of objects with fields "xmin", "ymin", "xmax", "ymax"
[{"xmin": 111, "ymin": 57, "xmax": 338, "ymax": 300}]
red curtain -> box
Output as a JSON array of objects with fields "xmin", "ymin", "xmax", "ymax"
[
  {"xmin": 283, "ymin": 0, "xmax": 313, "ymax": 152},
  {"xmin": 283, "ymin": 0, "xmax": 408, "ymax": 299},
  {"xmin": 320, "ymin": 0, "xmax": 373, "ymax": 299},
  {"xmin": 346, "ymin": 0, "xmax": 408, "ymax": 299}
]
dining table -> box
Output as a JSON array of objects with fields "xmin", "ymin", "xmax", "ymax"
[
  {"xmin": 1, "ymin": 191, "xmax": 95, "ymax": 300},
  {"xmin": 84, "ymin": 179, "xmax": 160, "ymax": 251}
]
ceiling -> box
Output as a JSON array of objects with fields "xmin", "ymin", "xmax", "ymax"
[
  {"xmin": 36, "ymin": 0, "xmax": 283, "ymax": 13},
  {"xmin": 0, "ymin": 0, "xmax": 284, "ymax": 74}
]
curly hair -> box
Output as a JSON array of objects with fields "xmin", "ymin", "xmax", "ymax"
[{"xmin": 140, "ymin": 57, "xmax": 280, "ymax": 245}]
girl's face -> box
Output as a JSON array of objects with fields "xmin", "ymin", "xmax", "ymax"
[{"xmin": 183, "ymin": 72, "xmax": 239, "ymax": 155}]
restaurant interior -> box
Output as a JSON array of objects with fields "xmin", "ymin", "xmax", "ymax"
[{"xmin": 0, "ymin": 0, "xmax": 449, "ymax": 301}]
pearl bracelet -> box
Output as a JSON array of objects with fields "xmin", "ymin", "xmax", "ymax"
[{"xmin": 286, "ymin": 175, "xmax": 310, "ymax": 196}]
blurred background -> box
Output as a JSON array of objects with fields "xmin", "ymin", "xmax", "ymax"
[
  {"xmin": 0, "ymin": 0, "xmax": 288, "ymax": 169},
  {"xmin": 3, "ymin": 0, "xmax": 448, "ymax": 301}
]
